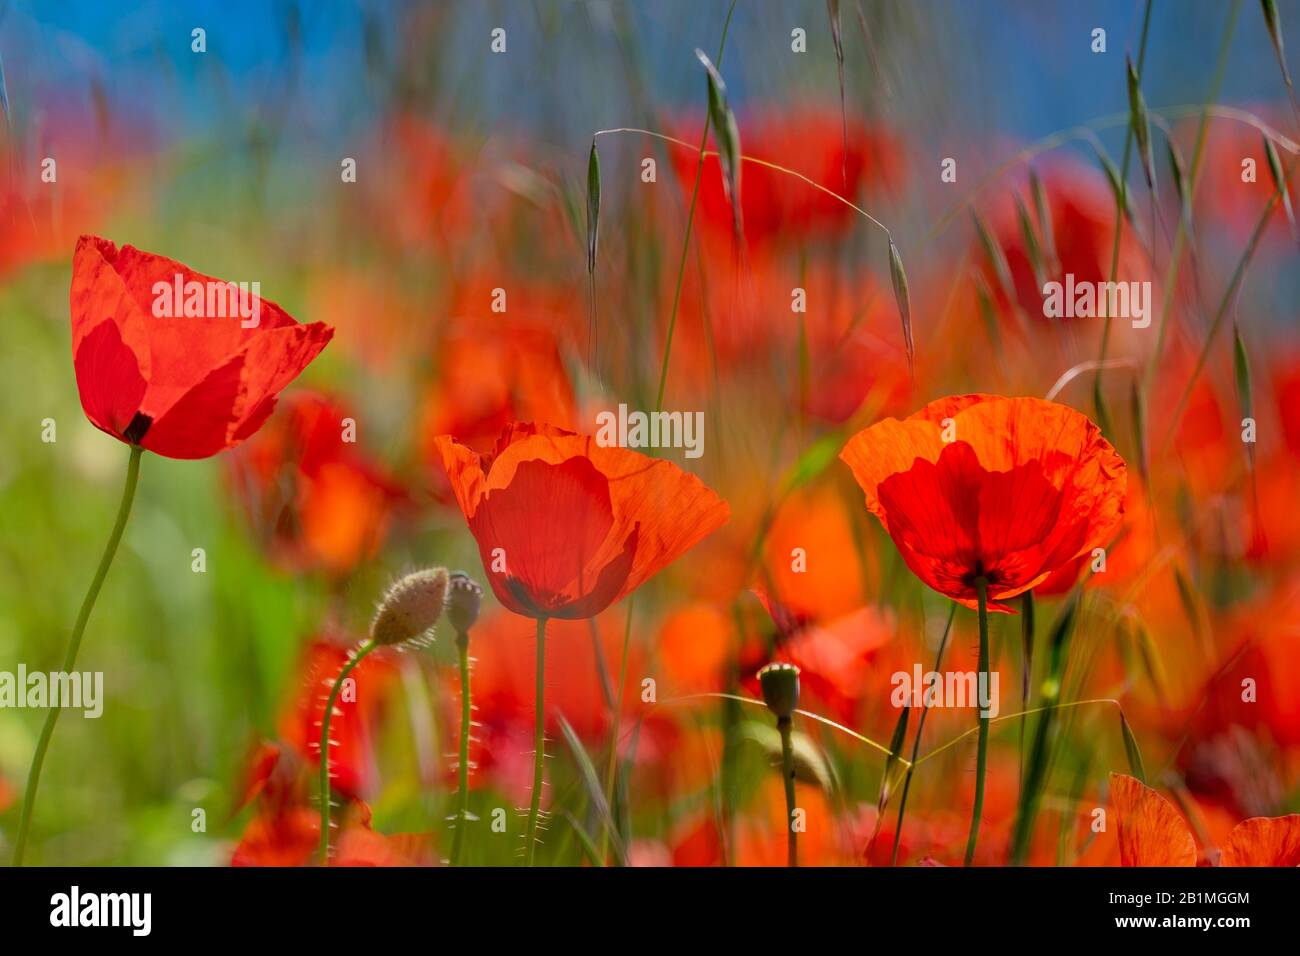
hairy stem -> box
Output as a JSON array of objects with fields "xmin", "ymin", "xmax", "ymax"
[
  {"xmin": 964, "ymin": 577, "xmax": 991, "ymax": 867},
  {"xmin": 318, "ymin": 638, "xmax": 377, "ymax": 865},
  {"xmin": 450, "ymin": 629, "xmax": 472, "ymax": 865},
  {"xmin": 525, "ymin": 616, "xmax": 548, "ymax": 866}
]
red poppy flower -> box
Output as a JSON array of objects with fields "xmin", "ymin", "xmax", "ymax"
[
  {"xmin": 70, "ymin": 235, "xmax": 332, "ymax": 459},
  {"xmin": 839, "ymin": 395, "xmax": 1126, "ymax": 610},
  {"xmin": 227, "ymin": 391, "xmax": 406, "ymax": 574},
  {"xmin": 1110, "ymin": 773, "xmax": 1300, "ymax": 866},
  {"xmin": 433, "ymin": 422, "xmax": 729, "ymax": 619}
]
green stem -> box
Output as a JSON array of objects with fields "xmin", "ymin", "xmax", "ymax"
[
  {"xmin": 1019, "ymin": 590, "xmax": 1035, "ymax": 786},
  {"xmin": 1144, "ymin": 0, "xmax": 1242, "ymax": 395},
  {"xmin": 964, "ymin": 577, "xmax": 991, "ymax": 867},
  {"xmin": 890, "ymin": 603, "xmax": 956, "ymax": 866},
  {"xmin": 1095, "ymin": 0, "xmax": 1152, "ymax": 419},
  {"xmin": 653, "ymin": 0, "xmax": 737, "ymax": 410},
  {"xmin": 525, "ymin": 616, "xmax": 548, "ymax": 866},
  {"xmin": 778, "ymin": 716, "xmax": 798, "ymax": 867},
  {"xmin": 598, "ymin": 599, "xmax": 634, "ymax": 862},
  {"xmin": 12, "ymin": 443, "xmax": 143, "ymax": 867},
  {"xmin": 317, "ymin": 638, "xmax": 377, "ymax": 865},
  {"xmin": 450, "ymin": 629, "xmax": 472, "ymax": 866}
]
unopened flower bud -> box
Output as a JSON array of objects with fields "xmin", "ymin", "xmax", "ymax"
[
  {"xmin": 757, "ymin": 661, "xmax": 800, "ymax": 720},
  {"xmin": 446, "ymin": 570, "xmax": 483, "ymax": 636},
  {"xmin": 371, "ymin": 567, "xmax": 449, "ymax": 647}
]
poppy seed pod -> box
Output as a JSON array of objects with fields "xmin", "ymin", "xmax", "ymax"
[
  {"xmin": 371, "ymin": 567, "xmax": 449, "ymax": 647},
  {"xmin": 446, "ymin": 570, "xmax": 483, "ymax": 635},
  {"xmin": 757, "ymin": 662, "xmax": 800, "ymax": 720}
]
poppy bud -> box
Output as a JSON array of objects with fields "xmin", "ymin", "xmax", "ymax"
[
  {"xmin": 446, "ymin": 570, "xmax": 483, "ymax": 636},
  {"xmin": 757, "ymin": 661, "xmax": 800, "ymax": 721},
  {"xmin": 371, "ymin": 567, "xmax": 449, "ymax": 647}
]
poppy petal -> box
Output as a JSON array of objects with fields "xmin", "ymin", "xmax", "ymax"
[
  {"xmin": 1219, "ymin": 814, "xmax": 1300, "ymax": 866},
  {"xmin": 72, "ymin": 318, "xmax": 147, "ymax": 441},
  {"xmin": 141, "ymin": 353, "xmax": 246, "ymax": 459},
  {"xmin": 1110, "ymin": 772, "xmax": 1197, "ymax": 866}
]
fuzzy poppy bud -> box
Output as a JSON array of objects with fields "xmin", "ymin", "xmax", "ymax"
[
  {"xmin": 371, "ymin": 567, "xmax": 449, "ymax": 647},
  {"xmin": 757, "ymin": 661, "xmax": 800, "ymax": 720},
  {"xmin": 446, "ymin": 570, "xmax": 483, "ymax": 636}
]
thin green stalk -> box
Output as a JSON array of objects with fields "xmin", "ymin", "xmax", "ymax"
[
  {"xmin": 1019, "ymin": 590, "xmax": 1035, "ymax": 785},
  {"xmin": 654, "ymin": 0, "xmax": 737, "ymax": 410},
  {"xmin": 12, "ymin": 443, "xmax": 143, "ymax": 867},
  {"xmin": 1145, "ymin": 0, "xmax": 1243, "ymax": 394},
  {"xmin": 964, "ymin": 577, "xmax": 991, "ymax": 867},
  {"xmin": 598, "ymin": 598, "xmax": 634, "ymax": 862},
  {"xmin": 890, "ymin": 603, "xmax": 957, "ymax": 866},
  {"xmin": 318, "ymin": 638, "xmax": 377, "ymax": 865},
  {"xmin": 778, "ymin": 716, "xmax": 798, "ymax": 867},
  {"xmin": 1161, "ymin": 183, "xmax": 1283, "ymax": 451},
  {"xmin": 1095, "ymin": 0, "xmax": 1153, "ymax": 416},
  {"xmin": 525, "ymin": 616, "xmax": 548, "ymax": 866},
  {"xmin": 450, "ymin": 629, "xmax": 472, "ymax": 865}
]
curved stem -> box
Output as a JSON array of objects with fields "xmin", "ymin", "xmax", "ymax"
[
  {"xmin": 450, "ymin": 629, "xmax": 472, "ymax": 865},
  {"xmin": 654, "ymin": 0, "xmax": 737, "ymax": 410},
  {"xmin": 778, "ymin": 716, "xmax": 798, "ymax": 867},
  {"xmin": 964, "ymin": 577, "xmax": 990, "ymax": 867},
  {"xmin": 12, "ymin": 443, "xmax": 143, "ymax": 867},
  {"xmin": 317, "ymin": 638, "xmax": 377, "ymax": 865},
  {"xmin": 524, "ymin": 616, "xmax": 547, "ymax": 866}
]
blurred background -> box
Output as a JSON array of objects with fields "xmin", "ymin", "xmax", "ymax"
[{"xmin": 1, "ymin": 0, "xmax": 1298, "ymax": 865}]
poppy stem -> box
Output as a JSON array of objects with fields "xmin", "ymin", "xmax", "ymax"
[
  {"xmin": 598, "ymin": 598, "xmax": 634, "ymax": 863},
  {"xmin": 525, "ymin": 616, "xmax": 548, "ymax": 866},
  {"xmin": 778, "ymin": 716, "xmax": 798, "ymax": 867},
  {"xmin": 11, "ymin": 443, "xmax": 143, "ymax": 867},
  {"xmin": 450, "ymin": 628, "xmax": 472, "ymax": 866},
  {"xmin": 318, "ymin": 638, "xmax": 377, "ymax": 866},
  {"xmin": 964, "ymin": 576, "xmax": 991, "ymax": 867}
]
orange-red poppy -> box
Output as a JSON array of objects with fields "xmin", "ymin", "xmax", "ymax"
[
  {"xmin": 433, "ymin": 422, "xmax": 729, "ymax": 619},
  {"xmin": 1110, "ymin": 772, "xmax": 1300, "ymax": 866},
  {"xmin": 839, "ymin": 394, "xmax": 1126, "ymax": 610},
  {"xmin": 227, "ymin": 391, "xmax": 406, "ymax": 575}
]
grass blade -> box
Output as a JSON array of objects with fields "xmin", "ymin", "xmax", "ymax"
[
  {"xmin": 827, "ymin": 0, "xmax": 848, "ymax": 190},
  {"xmin": 1263, "ymin": 134, "xmax": 1299, "ymax": 248},
  {"xmin": 1126, "ymin": 54, "xmax": 1156, "ymax": 190},
  {"xmin": 586, "ymin": 139, "xmax": 600, "ymax": 275},
  {"xmin": 887, "ymin": 238, "xmax": 915, "ymax": 377},
  {"xmin": 695, "ymin": 48, "xmax": 743, "ymax": 240},
  {"xmin": 1234, "ymin": 324, "xmax": 1255, "ymax": 470},
  {"xmin": 1118, "ymin": 711, "xmax": 1147, "ymax": 783},
  {"xmin": 558, "ymin": 714, "xmax": 627, "ymax": 865}
]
